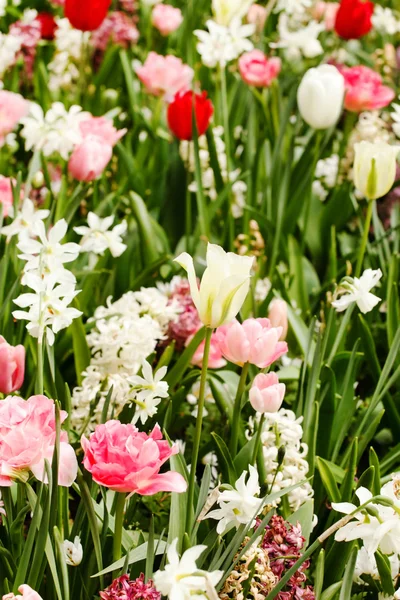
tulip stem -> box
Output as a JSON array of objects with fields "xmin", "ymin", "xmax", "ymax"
[
  {"xmin": 185, "ymin": 327, "xmax": 213, "ymax": 535},
  {"xmin": 251, "ymin": 413, "xmax": 265, "ymax": 465},
  {"xmin": 220, "ymin": 65, "xmax": 234, "ymax": 250},
  {"xmin": 230, "ymin": 362, "xmax": 250, "ymax": 455},
  {"xmin": 112, "ymin": 492, "xmax": 126, "ymax": 579},
  {"xmin": 355, "ymin": 200, "xmax": 373, "ymax": 278},
  {"xmin": 36, "ymin": 340, "xmax": 44, "ymax": 395}
]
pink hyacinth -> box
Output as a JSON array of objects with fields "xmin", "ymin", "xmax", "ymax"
[
  {"xmin": 0, "ymin": 395, "xmax": 78, "ymax": 487},
  {"xmin": 249, "ymin": 372, "xmax": 285, "ymax": 413},
  {"xmin": 100, "ymin": 574, "xmax": 160, "ymax": 600},
  {"xmin": 9, "ymin": 17, "xmax": 41, "ymax": 78},
  {"xmin": 214, "ymin": 318, "xmax": 288, "ymax": 368},
  {"xmin": 81, "ymin": 421, "xmax": 187, "ymax": 495},
  {"xmin": 239, "ymin": 50, "xmax": 281, "ymax": 88},
  {"xmin": 79, "ymin": 116, "xmax": 126, "ymax": 146},
  {"xmin": 3, "ymin": 585, "xmax": 43, "ymax": 600},
  {"xmin": 136, "ymin": 52, "xmax": 194, "ymax": 102},
  {"xmin": 91, "ymin": 11, "xmax": 139, "ymax": 51},
  {"xmin": 338, "ymin": 65, "xmax": 396, "ymax": 112},
  {"xmin": 0, "ymin": 176, "xmax": 16, "ymax": 218},
  {"xmin": 189, "ymin": 330, "xmax": 227, "ymax": 369},
  {"xmin": 151, "ymin": 4, "xmax": 183, "ymax": 36},
  {"xmin": 268, "ymin": 299, "xmax": 288, "ymax": 341},
  {"xmin": 68, "ymin": 135, "xmax": 113, "ymax": 182},
  {"xmin": 0, "ymin": 91, "xmax": 29, "ymax": 146},
  {"xmin": 0, "ymin": 336, "xmax": 25, "ymax": 395}
]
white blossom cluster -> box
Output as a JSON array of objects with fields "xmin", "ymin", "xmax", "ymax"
[
  {"xmin": 274, "ymin": 0, "xmax": 312, "ymax": 19},
  {"xmin": 0, "ymin": 30, "xmax": 21, "ymax": 77},
  {"xmin": 20, "ymin": 102, "xmax": 89, "ymax": 159},
  {"xmin": 257, "ymin": 408, "xmax": 313, "ymax": 511},
  {"xmin": 12, "ymin": 219, "xmax": 82, "ymax": 346},
  {"xmin": 180, "ymin": 126, "xmax": 248, "ymax": 218},
  {"xmin": 270, "ymin": 14, "xmax": 324, "ymax": 60},
  {"xmin": 194, "ymin": 18, "xmax": 254, "ymax": 68},
  {"xmin": 312, "ymin": 154, "xmax": 339, "ymax": 201},
  {"xmin": 371, "ymin": 6, "xmax": 400, "ymax": 36},
  {"xmin": 71, "ymin": 287, "xmax": 181, "ymax": 432},
  {"xmin": 48, "ymin": 18, "xmax": 90, "ymax": 92}
]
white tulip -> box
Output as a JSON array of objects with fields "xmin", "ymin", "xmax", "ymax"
[
  {"xmin": 297, "ymin": 65, "xmax": 345, "ymax": 130},
  {"xmin": 353, "ymin": 141, "xmax": 400, "ymax": 201},
  {"xmin": 174, "ymin": 244, "xmax": 254, "ymax": 328},
  {"xmin": 212, "ymin": 0, "xmax": 253, "ymax": 25}
]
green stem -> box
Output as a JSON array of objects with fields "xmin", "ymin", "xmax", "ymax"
[
  {"xmin": 300, "ymin": 131, "xmax": 322, "ymax": 255},
  {"xmin": 220, "ymin": 65, "xmax": 234, "ymax": 250},
  {"xmin": 230, "ymin": 362, "xmax": 250, "ymax": 455},
  {"xmin": 355, "ymin": 200, "xmax": 374, "ymax": 278},
  {"xmin": 185, "ymin": 166, "xmax": 192, "ymax": 252},
  {"xmin": 36, "ymin": 340, "xmax": 44, "ymax": 395},
  {"xmin": 251, "ymin": 413, "xmax": 265, "ymax": 465},
  {"xmin": 112, "ymin": 492, "xmax": 126, "ymax": 580},
  {"xmin": 185, "ymin": 327, "xmax": 213, "ymax": 535}
]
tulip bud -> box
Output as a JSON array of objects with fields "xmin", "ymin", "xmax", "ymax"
[
  {"xmin": 249, "ymin": 373, "xmax": 285, "ymax": 413},
  {"xmin": 353, "ymin": 141, "xmax": 400, "ymax": 201},
  {"xmin": 268, "ymin": 299, "xmax": 288, "ymax": 341},
  {"xmin": 68, "ymin": 136, "xmax": 113, "ymax": 183},
  {"xmin": 297, "ymin": 65, "xmax": 345, "ymax": 130},
  {"xmin": 0, "ymin": 335, "xmax": 25, "ymax": 394}
]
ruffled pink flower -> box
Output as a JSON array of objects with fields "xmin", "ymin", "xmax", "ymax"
[
  {"xmin": 68, "ymin": 135, "xmax": 113, "ymax": 182},
  {"xmin": 247, "ymin": 4, "xmax": 267, "ymax": 33},
  {"xmin": 0, "ymin": 176, "xmax": 16, "ymax": 218},
  {"xmin": 3, "ymin": 585, "xmax": 43, "ymax": 600},
  {"xmin": 189, "ymin": 330, "xmax": 227, "ymax": 369},
  {"xmin": 0, "ymin": 336, "xmax": 25, "ymax": 394},
  {"xmin": 91, "ymin": 11, "xmax": 139, "ymax": 51},
  {"xmin": 0, "ymin": 395, "xmax": 78, "ymax": 487},
  {"xmin": 268, "ymin": 299, "xmax": 288, "ymax": 341},
  {"xmin": 100, "ymin": 574, "xmax": 160, "ymax": 600},
  {"xmin": 338, "ymin": 65, "xmax": 396, "ymax": 112},
  {"xmin": 249, "ymin": 372, "xmax": 285, "ymax": 413},
  {"xmin": 136, "ymin": 52, "xmax": 194, "ymax": 102},
  {"xmin": 151, "ymin": 4, "xmax": 183, "ymax": 36},
  {"xmin": 215, "ymin": 318, "xmax": 288, "ymax": 368},
  {"xmin": 81, "ymin": 421, "xmax": 187, "ymax": 495},
  {"xmin": 79, "ymin": 116, "xmax": 126, "ymax": 146},
  {"xmin": 239, "ymin": 50, "xmax": 281, "ymax": 88},
  {"xmin": 0, "ymin": 91, "xmax": 29, "ymax": 145}
]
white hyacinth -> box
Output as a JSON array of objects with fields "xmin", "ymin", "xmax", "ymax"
[
  {"xmin": 20, "ymin": 102, "xmax": 89, "ymax": 159},
  {"xmin": 48, "ymin": 18, "xmax": 90, "ymax": 92},
  {"xmin": 371, "ymin": 6, "xmax": 400, "ymax": 36}
]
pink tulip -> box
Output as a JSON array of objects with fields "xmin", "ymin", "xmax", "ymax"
[
  {"xmin": 152, "ymin": 4, "xmax": 183, "ymax": 36},
  {"xmin": 68, "ymin": 135, "xmax": 113, "ymax": 182},
  {"xmin": 0, "ymin": 91, "xmax": 29, "ymax": 145},
  {"xmin": 0, "ymin": 336, "xmax": 25, "ymax": 394},
  {"xmin": 249, "ymin": 373, "xmax": 285, "ymax": 413},
  {"xmin": 81, "ymin": 421, "xmax": 187, "ymax": 495},
  {"xmin": 136, "ymin": 52, "xmax": 194, "ymax": 102},
  {"xmin": 0, "ymin": 395, "xmax": 77, "ymax": 487},
  {"xmin": 268, "ymin": 299, "xmax": 288, "ymax": 341},
  {"xmin": 0, "ymin": 176, "xmax": 16, "ymax": 218},
  {"xmin": 338, "ymin": 65, "xmax": 396, "ymax": 112},
  {"xmin": 312, "ymin": 1, "xmax": 340, "ymax": 30},
  {"xmin": 214, "ymin": 318, "xmax": 288, "ymax": 368},
  {"xmin": 3, "ymin": 584, "xmax": 43, "ymax": 600},
  {"xmin": 189, "ymin": 330, "xmax": 227, "ymax": 369},
  {"xmin": 239, "ymin": 50, "xmax": 281, "ymax": 88},
  {"xmin": 247, "ymin": 4, "xmax": 267, "ymax": 33},
  {"xmin": 79, "ymin": 116, "xmax": 126, "ymax": 146}
]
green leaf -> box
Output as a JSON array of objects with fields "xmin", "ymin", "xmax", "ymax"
[
  {"xmin": 338, "ymin": 545, "xmax": 357, "ymax": 600},
  {"xmin": 314, "ymin": 549, "xmax": 325, "ymax": 600},
  {"xmin": 211, "ymin": 432, "xmax": 238, "ymax": 486},
  {"xmin": 316, "ymin": 457, "xmax": 341, "ymax": 503},
  {"xmin": 375, "ymin": 551, "xmax": 395, "ymax": 595},
  {"xmin": 165, "ymin": 327, "xmax": 205, "ymax": 389},
  {"xmin": 167, "ymin": 449, "xmax": 189, "ymax": 550},
  {"xmin": 93, "ymin": 541, "xmax": 167, "ymax": 577},
  {"xmin": 369, "ymin": 447, "xmax": 381, "ymax": 497},
  {"xmin": 339, "ymin": 438, "xmax": 358, "ymax": 502},
  {"xmin": 70, "ymin": 313, "xmax": 91, "ymax": 385}
]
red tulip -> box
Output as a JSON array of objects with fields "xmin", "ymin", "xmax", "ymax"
[
  {"xmin": 64, "ymin": 0, "xmax": 111, "ymax": 31},
  {"xmin": 36, "ymin": 12, "xmax": 58, "ymax": 40},
  {"xmin": 167, "ymin": 90, "xmax": 214, "ymax": 141},
  {"xmin": 334, "ymin": 0, "xmax": 374, "ymax": 40}
]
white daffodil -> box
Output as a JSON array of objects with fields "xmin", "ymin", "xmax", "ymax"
[
  {"xmin": 128, "ymin": 360, "xmax": 169, "ymax": 425},
  {"xmin": 63, "ymin": 536, "xmax": 83, "ymax": 566},
  {"xmin": 354, "ymin": 141, "xmax": 400, "ymax": 201},
  {"xmin": 74, "ymin": 212, "xmax": 127, "ymax": 258},
  {"xmin": 153, "ymin": 538, "xmax": 222, "ymax": 600},
  {"xmin": 0, "ymin": 199, "xmax": 50, "ymax": 242},
  {"xmin": 206, "ymin": 465, "xmax": 261, "ymax": 534},
  {"xmin": 174, "ymin": 243, "xmax": 253, "ymax": 328},
  {"xmin": 332, "ymin": 269, "xmax": 382, "ymax": 314}
]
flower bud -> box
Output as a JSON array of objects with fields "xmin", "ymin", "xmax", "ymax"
[
  {"xmin": 249, "ymin": 373, "xmax": 285, "ymax": 413},
  {"xmin": 353, "ymin": 141, "xmax": 400, "ymax": 201},
  {"xmin": 297, "ymin": 65, "xmax": 345, "ymax": 130},
  {"xmin": 268, "ymin": 299, "xmax": 288, "ymax": 341}
]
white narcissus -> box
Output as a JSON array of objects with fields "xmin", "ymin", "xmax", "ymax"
[
  {"xmin": 212, "ymin": 0, "xmax": 253, "ymax": 26},
  {"xmin": 63, "ymin": 536, "xmax": 83, "ymax": 566},
  {"xmin": 297, "ymin": 64, "xmax": 345, "ymax": 130},
  {"xmin": 353, "ymin": 141, "xmax": 400, "ymax": 201},
  {"xmin": 174, "ymin": 243, "xmax": 254, "ymax": 328},
  {"xmin": 332, "ymin": 268, "xmax": 382, "ymax": 314}
]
